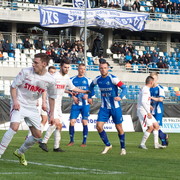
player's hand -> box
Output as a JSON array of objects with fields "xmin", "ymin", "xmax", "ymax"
[
  {"xmin": 147, "ymin": 113, "xmax": 152, "ymax": 119},
  {"xmin": 73, "ymin": 96, "xmax": 79, "ymax": 104},
  {"xmin": 13, "ymin": 100, "xmax": 20, "ymax": 111},
  {"xmin": 42, "ymin": 102, "xmax": 47, "ymax": 111},
  {"xmin": 48, "ymin": 113, "xmax": 55, "ymax": 125},
  {"xmin": 114, "ymin": 97, "xmax": 121, "ymax": 101},
  {"xmin": 150, "ymin": 106, "xmax": 154, "ymax": 111},
  {"xmin": 88, "ymin": 98, "xmax": 93, "ymax": 105},
  {"xmin": 84, "ymin": 90, "xmax": 90, "ymax": 94},
  {"xmin": 83, "ymin": 94, "xmax": 88, "ymax": 100}
]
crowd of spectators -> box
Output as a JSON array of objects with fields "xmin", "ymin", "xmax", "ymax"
[{"xmin": 110, "ymin": 42, "xmax": 169, "ymax": 69}]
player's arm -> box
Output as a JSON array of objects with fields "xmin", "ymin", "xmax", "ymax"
[
  {"xmin": 141, "ymin": 91, "xmax": 152, "ymax": 117},
  {"xmin": 150, "ymin": 96, "xmax": 164, "ymax": 102},
  {"xmin": 41, "ymin": 91, "xmax": 47, "ymax": 111},
  {"xmin": 10, "ymin": 86, "xmax": 20, "ymax": 110},
  {"xmin": 113, "ymin": 80, "xmax": 127, "ymax": 101},
  {"xmin": 48, "ymin": 97, "xmax": 55, "ymax": 125}
]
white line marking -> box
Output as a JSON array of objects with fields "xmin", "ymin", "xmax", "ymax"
[{"xmin": 0, "ymin": 159, "xmax": 127, "ymax": 175}]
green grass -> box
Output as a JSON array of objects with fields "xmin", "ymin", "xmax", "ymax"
[{"xmin": 0, "ymin": 131, "xmax": 180, "ymax": 180}]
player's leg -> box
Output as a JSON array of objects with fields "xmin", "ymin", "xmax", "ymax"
[
  {"xmin": 81, "ymin": 105, "xmax": 90, "ymax": 147},
  {"xmin": 155, "ymin": 113, "xmax": 168, "ymax": 146},
  {"xmin": 0, "ymin": 122, "xmax": 19, "ymax": 157},
  {"xmin": 112, "ymin": 107, "xmax": 126, "ymax": 155},
  {"xmin": 68, "ymin": 104, "xmax": 80, "ymax": 146},
  {"xmin": 53, "ymin": 120, "xmax": 64, "ymax": 152},
  {"xmin": 96, "ymin": 108, "xmax": 112, "ymax": 154},
  {"xmin": 67, "ymin": 119, "xmax": 76, "ymax": 146},
  {"xmin": 40, "ymin": 114, "xmax": 48, "ymax": 133}
]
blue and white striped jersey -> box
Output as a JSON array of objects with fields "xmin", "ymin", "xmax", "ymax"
[
  {"xmin": 150, "ymin": 85, "xmax": 165, "ymax": 115},
  {"xmin": 89, "ymin": 74, "xmax": 127, "ymax": 109},
  {"xmin": 70, "ymin": 76, "xmax": 92, "ymax": 106}
]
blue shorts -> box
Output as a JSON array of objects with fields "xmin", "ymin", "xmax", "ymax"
[
  {"xmin": 154, "ymin": 113, "xmax": 163, "ymax": 126},
  {"xmin": 97, "ymin": 107, "xmax": 123, "ymax": 125},
  {"xmin": 70, "ymin": 104, "xmax": 90, "ymax": 120}
]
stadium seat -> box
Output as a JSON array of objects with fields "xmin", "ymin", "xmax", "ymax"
[
  {"xmin": 140, "ymin": 6, "xmax": 145, "ymax": 11},
  {"xmin": 145, "ymin": 7, "xmax": 150, "ymax": 12},
  {"xmin": 160, "ymin": 8, "xmax": 165, "ymax": 13},
  {"xmin": 106, "ymin": 49, "xmax": 112, "ymax": 57},
  {"xmin": 140, "ymin": 1, "xmax": 146, "ymax": 6},
  {"xmin": 155, "ymin": 8, "xmax": 160, "ymax": 12}
]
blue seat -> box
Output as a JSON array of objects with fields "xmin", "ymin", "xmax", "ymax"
[
  {"xmin": 8, "ymin": 52, "xmax": 14, "ymax": 58},
  {"xmin": 160, "ymin": 69, "xmax": 165, "ymax": 74},
  {"xmin": 145, "ymin": 46, "xmax": 150, "ymax": 51},
  {"xmin": 155, "ymin": 8, "xmax": 160, "ymax": 12},
  {"xmin": 140, "ymin": 1, "xmax": 146, "ymax": 6},
  {"xmin": 159, "ymin": 8, "xmax": 165, "ymax": 13},
  {"xmin": 145, "ymin": 6, "xmax": 150, "ymax": 12},
  {"xmin": 164, "ymin": 52, "xmax": 169, "ymax": 57}
]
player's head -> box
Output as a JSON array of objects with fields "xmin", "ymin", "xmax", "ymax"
[
  {"xmin": 146, "ymin": 76, "xmax": 154, "ymax": 87},
  {"xmin": 150, "ymin": 72, "xmax": 159, "ymax": 85},
  {"xmin": 99, "ymin": 61, "xmax": 110, "ymax": 77},
  {"xmin": 60, "ymin": 59, "xmax": 70, "ymax": 75},
  {"xmin": 48, "ymin": 66, "xmax": 56, "ymax": 75},
  {"xmin": 78, "ymin": 63, "xmax": 86, "ymax": 77},
  {"xmin": 33, "ymin": 53, "xmax": 50, "ymax": 75}
]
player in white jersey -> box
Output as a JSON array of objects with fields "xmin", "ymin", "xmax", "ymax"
[
  {"xmin": 27, "ymin": 66, "xmax": 57, "ymax": 138},
  {"xmin": 137, "ymin": 76, "xmax": 165, "ymax": 149},
  {"xmin": 0, "ymin": 53, "xmax": 57, "ymax": 166},
  {"xmin": 39, "ymin": 59, "xmax": 89, "ymax": 152}
]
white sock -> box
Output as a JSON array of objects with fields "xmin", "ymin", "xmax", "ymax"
[
  {"xmin": 0, "ymin": 128, "xmax": 16, "ymax": 155},
  {"xmin": 42, "ymin": 125, "xmax": 56, "ymax": 144},
  {"xmin": 18, "ymin": 136, "xmax": 39, "ymax": 154},
  {"xmin": 40, "ymin": 123, "xmax": 45, "ymax": 133},
  {"xmin": 153, "ymin": 130, "xmax": 159, "ymax": 145},
  {"xmin": 54, "ymin": 129, "xmax": 61, "ymax": 149},
  {"xmin": 140, "ymin": 131, "xmax": 150, "ymax": 145}
]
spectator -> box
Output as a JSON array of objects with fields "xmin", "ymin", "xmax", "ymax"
[
  {"xmin": 110, "ymin": 43, "xmax": 120, "ymax": 54},
  {"xmin": 132, "ymin": 0, "xmax": 141, "ymax": 12},
  {"xmin": 151, "ymin": 53, "xmax": 159, "ymax": 63},
  {"xmin": 52, "ymin": 39, "xmax": 59, "ymax": 49},
  {"xmin": 156, "ymin": 59, "xmax": 166, "ymax": 68},
  {"xmin": 35, "ymin": 38, "xmax": 43, "ymax": 50},
  {"xmin": 125, "ymin": 52, "xmax": 132, "ymax": 63},
  {"xmin": 64, "ymin": 40, "xmax": 72, "ymax": 50},
  {"xmin": 144, "ymin": 54, "xmax": 151, "ymax": 65},
  {"xmin": 122, "ymin": 3, "xmax": 131, "ymax": 11},
  {"xmin": 77, "ymin": 48, "xmax": 84, "ymax": 61},
  {"xmin": 166, "ymin": 2, "xmax": 174, "ymax": 14},
  {"xmin": 128, "ymin": 44, "xmax": 134, "ymax": 54},
  {"xmin": 119, "ymin": 44, "xmax": 126, "ymax": 54},
  {"xmin": 92, "ymin": 36, "xmax": 102, "ymax": 57},
  {"xmin": 119, "ymin": 54, "xmax": 125, "ymax": 64},
  {"xmin": 2, "ymin": 40, "xmax": 11, "ymax": 53},
  {"xmin": 132, "ymin": 53, "xmax": 138, "ymax": 64},
  {"xmin": 101, "ymin": 0, "xmax": 107, "ymax": 7},
  {"xmin": 177, "ymin": 3, "xmax": 180, "ymax": 14},
  {"xmin": 0, "ymin": 41, "xmax": 3, "ymax": 52},
  {"xmin": 0, "ymin": 50, "xmax": 3, "ymax": 60},
  {"xmin": 23, "ymin": 38, "xmax": 31, "ymax": 49}
]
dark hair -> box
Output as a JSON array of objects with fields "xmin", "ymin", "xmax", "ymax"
[
  {"xmin": 48, "ymin": 66, "xmax": 56, "ymax": 71},
  {"xmin": 34, "ymin": 53, "xmax": 50, "ymax": 65},
  {"xmin": 146, "ymin": 76, "xmax": 154, "ymax": 85},
  {"xmin": 78, "ymin": 63, "xmax": 86, "ymax": 67},
  {"xmin": 99, "ymin": 61, "xmax": 110, "ymax": 67},
  {"xmin": 60, "ymin": 59, "xmax": 70, "ymax": 67}
]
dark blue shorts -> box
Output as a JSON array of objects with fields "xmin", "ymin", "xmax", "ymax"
[
  {"xmin": 70, "ymin": 104, "xmax": 90, "ymax": 120},
  {"xmin": 97, "ymin": 107, "xmax": 123, "ymax": 124}
]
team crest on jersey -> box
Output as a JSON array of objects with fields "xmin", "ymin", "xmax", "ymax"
[
  {"xmin": 106, "ymin": 81, "xmax": 110, "ymax": 85},
  {"xmin": 82, "ymin": 80, "xmax": 87, "ymax": 84}
]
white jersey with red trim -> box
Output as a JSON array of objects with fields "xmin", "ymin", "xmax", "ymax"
[
  {"xmin": 11, "ymin": 67, "xmax": 57, "ymax": 107},
  {"xmin": 137, "ymin": 86, "xmax": 151, "ymax": 114},
  {"xmin": 53, "ymin": 71, "xmax": 75, "ymax": 102}
]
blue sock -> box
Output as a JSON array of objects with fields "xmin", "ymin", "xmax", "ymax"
[
  {"xmin": 99, "ymin": 130, "xmax": 111, "ymax": 146},
  {"xmin": 118, "ymin": 134, "xmax": 125, "ymax": 149},
  {"xmin": 158, "ymin": 129, "xmax": 167, "ymax": 145},
  {"xmin": 82, "ymin": 125, "xmax": 88, "ymax": 144},
  {"xmin": 69, "ymin": 126, "xmax": 74, "ymax": 142}
]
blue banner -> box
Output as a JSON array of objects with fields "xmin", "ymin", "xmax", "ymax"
[
  {"xmin": 39, "ymin": 6, "xmax": 149, "ymax": 31},
  {"xmin": 73, "ymin": 0, "xmax": 91, "ymax": 8}
]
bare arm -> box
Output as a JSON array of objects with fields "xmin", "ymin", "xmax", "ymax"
[
  {"xmin": 151, "ymin": 97, "xmax": 164, "ymax": 102},
  {"xmin": 42, "ymin": 91, "xmax": 47, "ymax": 111},
  {"xmin": 48, "ymin": 97, "xmax": 55, "ymax": 125},
  {"xmin": 72, "ymin": 87, "xmax": 89, "ymax": 94},
  {"xmin": 10, "ymin": 86, "xmax": 20, "ymax": 110}
]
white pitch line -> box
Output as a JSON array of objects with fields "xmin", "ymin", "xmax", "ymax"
[{"xmin": 0, "ymin": 159, "xmax": 127, "ymax": 175}]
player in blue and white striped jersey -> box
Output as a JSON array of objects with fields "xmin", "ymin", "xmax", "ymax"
[
  {"xmin": 88, "ymin": 62, "xmax": 127, "ymax": 155},
  {"xmin": 67, "ymin": 63, "xmax": 93, "ymax": 147},
  {"xmin": 150, "ymin": 72, "xmax": 168, "ymax": 146}
]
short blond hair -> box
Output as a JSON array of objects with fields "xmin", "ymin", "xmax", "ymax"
[{"xmin": 150, "ymin": 72, "xmax": 159, "ymax": 77}]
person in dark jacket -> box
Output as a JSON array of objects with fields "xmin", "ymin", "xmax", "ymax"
[
  {"xmin": 92, "ymin": 36, "xmax": 102, "ymax": 57},
  {"xmin": 23, "ymin": 38, "xmax": 31, "ymax": 49},
  {"xmin": 35, "ymin": 38, "xmax": 43, "ymax": 50},
  {"xmin": 2, "ymin": 40, "xmax": 11, "ymax": 53}
]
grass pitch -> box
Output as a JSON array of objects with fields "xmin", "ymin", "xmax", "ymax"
[{"xmin": 0, "ymin": 130, "xmax": 179, "ymax": 180}]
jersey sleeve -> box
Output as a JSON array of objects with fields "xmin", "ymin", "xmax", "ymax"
[
  {"xmin": 11, "ymin": 68, "xmax": 26, "ymax": 88},
  {"xmin": 141, "ymin": 88, "xmax": 150, "ymax": 113},
  {"xmin": 47, "ymin": 79, "xmax": 57, "ymax": 99},
  {"xmin": 88, "ymin": 78, "xmax": 97, "ymax": 98},
  {"xmin": 159, "ymin": 86, "xmax": 165, "ymax": 98},
  {"xmin": 111, "ymin": 76, "xmax": 127, "ymax": 98}
]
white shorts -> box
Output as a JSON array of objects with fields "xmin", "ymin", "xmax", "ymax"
[
  {"xmin": 10, "ymin": 105, "xmax": 41, "ymax": 130},
  {"xmin": 54, "ymin": 101, "xmax": 63, "ymax": 123},
  {"xmin": 137, "ymin": 109, "xmax": 157, "ymax": 132},
  {"xmin": 41, "ymin": 109, "xmax": 48, "ymax": 116}
]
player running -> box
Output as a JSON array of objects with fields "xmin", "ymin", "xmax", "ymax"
[
  {"xmin": 67, "ymin": 63, "xmax": 92, "ymax": 147},
  {"xmin": 150, "ymin": 72, "xmax": 168, "ymax": 146},
  {"xmin": 137, "ymin": 76, "xmax": 165, "ymax": 149},
  {"xmin": 88, "ymin": 61, "xmax": 127, "ymax": 155},
  {"xmin": 39, "ymin": 59, "xmax": 89, "ymax": 152},
  {"xmin": 0, "ymin": 53, "xmax": 57, "ymax": 166}
]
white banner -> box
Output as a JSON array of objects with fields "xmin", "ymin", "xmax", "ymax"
[
  {"xmin": 73, "ymin": 0, "xmax": 91, "ymax": 8},
  {"xmin": 0, "ymin": 114, "xmax": 134, "ymax": 132},
  {"xmin": 161, "ymin": 117, "xmax": 180, "ymax": 133},
  {"xmin": 39, "ymin": 6, "xmax": 148, "ymax": 31}
]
